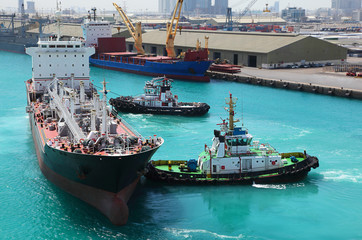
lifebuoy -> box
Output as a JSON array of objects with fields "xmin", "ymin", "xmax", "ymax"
[
  {"xmin": 272, "ymin": 161, "xmax": 276, "ymax": 165},
  {"xmin": 267, "ymin": 150, "xmax": 272, "ymax": 154},
  {"xmin": 79, "ymin": 138, "xmax": 84, "ymax": 143}
]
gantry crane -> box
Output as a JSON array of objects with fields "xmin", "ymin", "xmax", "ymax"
[
  {"xmin": 113, "ymin": 2, "xmax": 145, "ymax": 55},
  {"xmin": 240, "ymin": 0, "xmax": 258, "ymax": 18},
  {"xmin": 165, "ymin": 0, "xmax": 184, "ymax": 58}
]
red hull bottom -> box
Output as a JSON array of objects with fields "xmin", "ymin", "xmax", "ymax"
[
  {"xmin": 31, "ymin": 126, "xmax": 136, "ymax": 225},
  {"xmin": 91, "ymin": 63, "xmax": 210, "ymax": 82}
]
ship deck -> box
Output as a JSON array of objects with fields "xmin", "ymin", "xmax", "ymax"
[{"xmin": 32, "ymin": 101, "xmax": 149, "ymax": 156}]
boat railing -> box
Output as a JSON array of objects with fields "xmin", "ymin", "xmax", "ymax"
[
  {"xmin": 111, "ymin": 108, "xmax": 142, "ymax": 138},
  {"xmin": 97, "ymin": 146, "xmax": 138, "ymax": 155},
  {"xmin": 252, "ymin": 142, "xmax": 277, "ymax": 153}
]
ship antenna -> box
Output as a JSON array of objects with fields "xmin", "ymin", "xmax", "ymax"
[{"xmin": 225, "ymin": 93, "xmax": 239, "ymax": 131}]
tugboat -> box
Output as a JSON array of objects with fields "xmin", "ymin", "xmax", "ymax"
[
  {"xmin": 109, "ymin": 77, "xmax": 210, "ymax": 116},
  {"xmin": 146, "ymin": 94, "xmax": 319, "ymax": 184},
  {"xmin": 25, "ymin": 2, "xmax": 163, "ymax": 225}
]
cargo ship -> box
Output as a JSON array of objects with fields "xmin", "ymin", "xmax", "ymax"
[
  {"xmin": 146, "ymin": 94, "xmax": 319, "ymax": 184},
  {"xmin": 0, "ymin": 13, "xmax": 37, "ymax": 53},
  {"xmin": 84, "ymin": 4, "xmax": 213, "ymax": 82},
  {"xmin": 25, "ymin": 5, "xmax": 163, "ymax": 225}
]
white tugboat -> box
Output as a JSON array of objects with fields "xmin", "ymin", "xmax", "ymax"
[
  {"xmin": 146, "ymin": 93, "xmax": 319, "ymax": 184},
  {"xmin": 109, "ymin": 76, "xmax": 210, "ymax": 116},
  {"xmin": 25, "ymin": 2, "xmax": 163, "ymax": 225}
]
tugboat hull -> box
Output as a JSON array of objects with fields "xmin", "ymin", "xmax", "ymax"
[
  {"xmin": 146, "ymin": 155, "xmax": 319, "ymax": 185},
  {"xmin": 110, "ymin": 98, "xmax": 210, "ymax": 116}
]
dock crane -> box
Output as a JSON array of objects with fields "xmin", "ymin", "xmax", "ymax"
[
  {"xmin": 113, "ymin": 2, "xmax": 145, "ymax": 55},
  {"xmin": 165, "ymin": 0, "xmax": 183, "ymax": 58},
  {"xmin": 239, "ymin": 0, "xmax": 258, "ymax": 18},
  {"xmin": 263, "ymin": 3, "xmax": 271, "ymax": 12}
]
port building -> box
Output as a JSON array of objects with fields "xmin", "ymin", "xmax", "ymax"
[
  {"xmin": 126, "ymin": 29, "xmax": 347, "ymax": 68},
  {"xmin": 27, "ymin": 24, "xmax": 347, "ymax": 69}
]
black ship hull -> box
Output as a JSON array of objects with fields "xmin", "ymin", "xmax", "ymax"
[
  {"xmin": 0, "ymin": 41, "xmax": 37, "ymax": 54},
  {"xmin": 146, "ymin": 156, "xmax": 319, "ymax": 185},
  {"xmin": 29, "ymin": 112, "xmax": 161, "ymax": 225},
  {"xmin": 110, "ymin": 97, "xmax": 210, "ymax": 116}
]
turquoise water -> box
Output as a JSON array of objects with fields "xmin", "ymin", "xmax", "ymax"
[{"xmin": 1, "ymin": 50, "xmax": 362, "ymax": 239}]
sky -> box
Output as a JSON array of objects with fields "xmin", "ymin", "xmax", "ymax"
[{"xmin": 1, "ymin": 0, "xmax": 332, "ymax": 12}]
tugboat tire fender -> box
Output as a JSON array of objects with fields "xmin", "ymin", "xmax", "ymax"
[{"xmin": 159, "ymin": 172, "xmax": 167, "ymax": 180}]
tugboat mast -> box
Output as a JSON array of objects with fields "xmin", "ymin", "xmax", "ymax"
[{"xmin": 225, "ymin": 93, "xmax": 239, "ymax": 131}]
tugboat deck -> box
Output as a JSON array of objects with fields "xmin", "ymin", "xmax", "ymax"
[{"xmin": 152, "ymin": 156, "xmax": 305, "ymax": 174}]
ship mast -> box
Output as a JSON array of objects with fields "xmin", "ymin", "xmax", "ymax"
[
  {"xmin": 101, "ymin": 80, "xmax": 109, "ymax": 138},
  {"xmin": 225, "ymin": 93, "xmax": 239, "ymax": 131},
  {"xmin": 55, "ymin": 0, "xmax": 61, "ymax": 41}
]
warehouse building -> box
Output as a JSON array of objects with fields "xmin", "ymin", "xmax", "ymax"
[{"xmin": 126, "ymin": 29, "xmax": 348, "ymax": 68}]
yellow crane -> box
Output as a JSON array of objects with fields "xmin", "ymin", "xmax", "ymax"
[
  {"xmin": 113, "ymin": 2, "xmax": 145, "ymax": 55},
  {"xmin": 263, "ymin": 3, "xmax": 271, "ymax": 12},
  {"xmin": 165, "ymin": 0, "xmax": 183, "ymax": 58}
]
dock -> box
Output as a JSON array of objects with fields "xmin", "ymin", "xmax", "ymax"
[{"xmin": 207, "ymin": 66, "xmax": 362, "ymax": 100}]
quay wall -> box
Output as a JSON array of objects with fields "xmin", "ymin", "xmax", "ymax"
[{"xmin": 207, "ymin": 71, "xmax": 362, "ymax": 100}]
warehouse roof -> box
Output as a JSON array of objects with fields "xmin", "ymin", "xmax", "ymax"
[
  {"xmin": 27, "ymin": 23, "xmax": 125, "ymax": 37},
  {"xmin": 127, "ymin": 29, "xmax": 308, "ymax": 53}
]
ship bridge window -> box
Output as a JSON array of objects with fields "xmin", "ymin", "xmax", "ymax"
[
  {"xmin": 67, "ymin": 45, "xmax": 73, "ymax": 48},
  {"xmin": 49, "ymin": 45, "xmax": 55, "ymax": 48},
  {"xmin": 57, "ymin": 45, "xmax": 66, "ymax": 48},
  {"xmin": 226, "ymin": 138, "xmax": 248, "ymax": 146},
  {"xmin": 41, "ymin": 45, "xmax": 47, "ymax": 48},
  {"xmin": 75, "ymin": 45, "xmax": 80, "ymax": 48}
]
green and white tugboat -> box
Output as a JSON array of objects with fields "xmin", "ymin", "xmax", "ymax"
[{"xmin": 146, "ymin": 94, "xmax": 319, "ymax": 184}]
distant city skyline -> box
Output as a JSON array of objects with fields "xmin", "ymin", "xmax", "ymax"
[{"xmin": 1, "ymin": 0, "xmax": 333, "ymax": 13}]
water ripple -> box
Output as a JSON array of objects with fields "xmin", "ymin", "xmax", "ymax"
[{"xmin": 165, "ymin": 227, "xmax": 244, "ymax": 240}]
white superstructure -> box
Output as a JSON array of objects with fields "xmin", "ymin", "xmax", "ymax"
[
  {"xmin": 82, "ymin": 9, "xmax": 112, "ymax": 47},
  {"xmin": 26, "ymin": 39, "xmax": 95, "ymax": 92},
  {"xmin": 25, "ymin": 2, "xmax": 95, "ymax": 93}
]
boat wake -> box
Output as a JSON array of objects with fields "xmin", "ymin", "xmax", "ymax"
[
  {"xmin": 321, "ymin": 170, "xmax": 362, "ymax": 183},
  {"xmin": 252, "ymin": 182, "xmax": 305, "ymax": 189},
  {"xmin": 164, "ymin": 227, "xmax": 244, "ymax": 239}
]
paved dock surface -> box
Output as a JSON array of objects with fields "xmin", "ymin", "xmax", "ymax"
[{"xmin": 235, "ymin": 67, "xmax": 362, "ymax": 91}]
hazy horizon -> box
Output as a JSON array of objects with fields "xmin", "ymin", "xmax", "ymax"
[{"xmin": 1, "ymin": 0, "xmax": 331, "ymax": 13}]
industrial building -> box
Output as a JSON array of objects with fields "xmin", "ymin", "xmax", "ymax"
[
  {"xmin": 158, "ymin": 0, "xmax": 228, "ymax": 15},
  {"xmin": 126, "ymin": 29, "xmax": 347, "ymax": 68},
  {"xmin": 281, "ymin": 7, "xmax": 306, "ymax": 22}
]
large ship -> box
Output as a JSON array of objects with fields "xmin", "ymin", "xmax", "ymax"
[
  {"xmin": 0, "ymin": 5, "xmax": 48, "ymax": 54},
  {"xmin": 146, "ymin": 94, "xmax": 319, "ymax": 184},
  {"xmin": 25, "ymin": 6, "xmax": 163, "ymax": 225},
  {"xmin": 0, "ymin": 13, "xmax": 37, "ymax": 53},
  {"xmin": 84, "ymin": 3, "xmax": 213, "ymax": 82}
]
